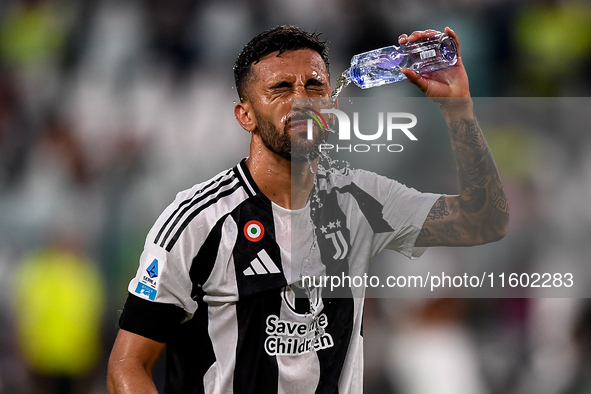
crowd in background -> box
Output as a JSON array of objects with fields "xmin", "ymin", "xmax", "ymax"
[{"xmin": 1, "ymin": 0, "xmax": 591, "ymax": 392}]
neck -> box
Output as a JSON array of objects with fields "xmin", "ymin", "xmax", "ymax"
[{"xmin": 246, "ymin": 139, "xmax": 317, "ymax": 210}]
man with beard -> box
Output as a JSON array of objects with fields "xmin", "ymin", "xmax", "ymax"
[{"xmin": 108, "ymin": 25, "xmax": 509, "ymax": 393}]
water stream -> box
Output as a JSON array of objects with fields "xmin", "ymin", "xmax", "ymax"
[
  {"xmin": 296, "ymin": 69, "xmax": 355, "ymax": 344},
  {"xmin": 331, "ymin": 70, "xmax": 351, "ymax": 101}
]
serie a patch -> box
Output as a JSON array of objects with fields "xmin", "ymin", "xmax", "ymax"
[{"xmin": 135, "ymin": 255, "xmax": 159, "ymax": 300}]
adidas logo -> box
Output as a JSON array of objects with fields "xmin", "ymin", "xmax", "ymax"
[{"xmin": 243, "ymin": 250, "xmax": 281, "ymax": 276}]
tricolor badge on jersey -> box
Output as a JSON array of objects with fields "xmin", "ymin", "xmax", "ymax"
[{"xmin": 244, "ymin": 220, "xmax": 264, "ymax": 242}]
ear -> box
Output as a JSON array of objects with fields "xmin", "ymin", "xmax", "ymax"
[{"xmin": 234, "ymin": 101, "xmax": 257, "ymax": 133}]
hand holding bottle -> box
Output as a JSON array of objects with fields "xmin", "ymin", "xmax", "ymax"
[{"xmin": 399, "ymin": 27, "xmax": 471, "ymax": 100}]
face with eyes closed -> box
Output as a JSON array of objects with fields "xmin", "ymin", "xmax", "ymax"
[{"xmin": 234, "ymin": 49, "xmax": 331, "ymax": 162}]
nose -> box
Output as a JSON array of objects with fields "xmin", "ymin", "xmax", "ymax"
[
  {"xmin": 292, "ymin": 84, "xmax": 307, "ymax": 98},
  {"xmin": 292, "ymin": 73, "xmax": 311, "ymax": 98}
]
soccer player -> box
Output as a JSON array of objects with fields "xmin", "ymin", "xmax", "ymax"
[{"xmin": 107, "ymin": 25, "xmax": 509, "ymax": 393}]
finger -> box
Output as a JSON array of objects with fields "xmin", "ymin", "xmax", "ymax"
[
  {"xmin": 444, "ymin": 26, "xmax": 461, "ymax": 57},
  {"xmin": 398, "ymin": 34, "xmax": 408, "ymax": 45},
  {"xmin": 406, "ymin": 29, "xmax": 442, "ymax": 43},
  {"xmin": 401, "ymin": 68, "xmax": 428, "ymax": 93}
]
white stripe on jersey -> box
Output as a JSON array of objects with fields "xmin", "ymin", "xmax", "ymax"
[
  {"xmin": 277, "ymin": 291, "xmax": 321, "ymax": 394},
  {"xmin": 236, "ymin": 162, "xmax": 256, "ymax": 196},
  {"xmin": 203, "ymin": 216, "xmax": 240, "ymax": 392},
  {"xmin": 203, "ymin": 303, "xmax": 239, "ymax": 393}
]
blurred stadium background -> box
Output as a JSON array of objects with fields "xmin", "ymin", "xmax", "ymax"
[{"xmin": 1, "ymin": 0, "xmax": 591, "ymax": 393}]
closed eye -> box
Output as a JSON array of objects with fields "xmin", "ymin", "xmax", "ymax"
[
  {"xmin": 306, "ymin": 79, "xmax": 325, "ymax": 89},
  {"xmin": 269, "ymin": 81, "xmax": 292, "ymax": 91}
]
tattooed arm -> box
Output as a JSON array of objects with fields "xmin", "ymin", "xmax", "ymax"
[
  {"xmin": 399, "ymin": 27, "xmax": 510, "ymax": 246},
  {"xmin": 415, "ymin": 104, "xmax": 510, "ymax": 246}
]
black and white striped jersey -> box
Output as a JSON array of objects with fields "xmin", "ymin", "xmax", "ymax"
[{"xmin": 120, "ymin": 158, "xmax": 440, "ymax": 394}]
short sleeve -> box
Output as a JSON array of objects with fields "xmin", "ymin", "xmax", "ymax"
[
  {"xmin": 122, "ymin": 187, "xmax": 213, "ymax": 340},
  {"xmin": 334, "ymin": 169, "xmax": 440, "ymax": 259}
]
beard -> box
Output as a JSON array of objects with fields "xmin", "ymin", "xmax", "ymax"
[{"xmin": 254, "ymin": 109, "xmax": 329, "ymax": 163}]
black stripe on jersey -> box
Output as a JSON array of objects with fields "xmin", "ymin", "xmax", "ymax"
[
  {"xmin": 231, "ymin": 191, "xmax": 284, "ymax": 392},
  {"xmin": 154, "ymin": 169, "xmax": 233, "ymax": 246},
  {"xmin": 234, "ymin": 290, "xmax": 282, "ymax": 394},
  {"xmin": 315, "ymin": 298, "xmax": 355, "ymax": 394},
  {"xmin": 164, "ymin": 296, "xmax": 213, "ymax": 394},
  {"xmin": 158, "ymin": 176, "xmax": 236, "ymax": 249},
  {"xmin": 189, "ymin": 213, "xmax": 230, "ymax": 287},
  {"xmin": 165, "ymin": 182, "xmax": 242, "ymax": 251},
  {"xmin": 332, "ymin": 183, "xmax": 394, "ymax": 233},
  {"xmin": 231, "ymin": 193, "xmax": 286, "ymax": 298},
  {"xmin": 312, "ymin": 188, "xmax": 355, "ymax": 393}
]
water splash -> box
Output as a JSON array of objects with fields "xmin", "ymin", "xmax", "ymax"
[
  {"xmin": 331, "ymin": 70, "xmax": 351, "ymax": 101},
  {"xmin": 293, "ymin": 98, "xmax": 356, "ymax": 346},
  {"xmin": 298, "ymin": 147, "xmax": 355, "ymax": 346},
  {"xmin": 300, "ymin": 167, "xmax": 322, "ymax": 343}
]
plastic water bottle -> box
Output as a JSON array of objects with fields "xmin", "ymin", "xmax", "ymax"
[{"xmin": 345, "ymin": 33, "xmax": 458, "ymax": 90}]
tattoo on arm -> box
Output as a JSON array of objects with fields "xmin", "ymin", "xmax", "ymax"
[
  {"xmin": 450, "ymin": 117, "xmax": 509, "ymax": 241},
  {"xmin": 451, "ymin": 118, "xmax": 507, "ymax": 210},
  {"xmin": 426, "ymin": 197, "xmax": 449, "ymax": 221},
  {"xmin": 416, "ymin": 227, "xmax": 438, "ymax": 247},
  {"xmin": 417, "ymin": 115, "xmax": 510, "ymax": 247},
  {"xmin": 419, "ymin": 228, "xmax": 434, "ymax": 237},
  {"xmin": 490, "ymin": 190, "xmax": 509, "ymax": 213},
  {"xmin": 442, "ymin": 223, "xmax": 461, "ymax": 240}
]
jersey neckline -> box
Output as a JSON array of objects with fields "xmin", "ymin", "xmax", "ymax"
[{"xmin": 235, "ymin": 158, "xmax": 313, "ymax": 213}]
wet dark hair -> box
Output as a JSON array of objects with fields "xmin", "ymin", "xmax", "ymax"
[{"xmin": 233, "ymin": 25, "xmax": 330, "ymax": 102}]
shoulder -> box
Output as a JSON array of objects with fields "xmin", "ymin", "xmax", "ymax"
[
  {"xmin": 316, "ymin": 165, "xmax": 436, "ymax": 211},
  {"xmin": 148, "ymin": 164, "xmax": 252, "ymax": 252},
  {"xmin": 317, "ymin": 165, "xmax": 395, "ymax": 192}
]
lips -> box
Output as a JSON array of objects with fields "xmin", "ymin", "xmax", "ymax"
[
  {"xmin": 287, "ymin": 109, "xmax": 311, "ymax": 132},
  {"xmin": 290, "ymin": 119, "xmax": 309, "ymax": 132}
]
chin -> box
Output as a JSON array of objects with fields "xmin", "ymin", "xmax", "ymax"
[{"xmin": 290, "ymin": 150, "xmax": 320, "ymax": 163}]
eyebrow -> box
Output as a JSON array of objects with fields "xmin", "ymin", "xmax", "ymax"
[{"xmin": 269, "ymin": 81, "xmax": 292, "ymax": 90}]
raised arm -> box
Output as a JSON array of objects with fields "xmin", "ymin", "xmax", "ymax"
[
  {"xmin": 107, "ymin": 329, "xmax": 165, "ymax": 394},
  {"xmin": 399, "ymin": 27, "xmax": 510, "ymax": 246}
]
